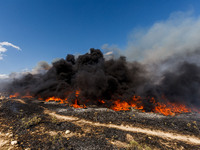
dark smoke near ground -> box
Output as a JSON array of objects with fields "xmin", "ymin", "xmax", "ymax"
[{"xmin": 5, "ymin": 48, "xmax": 200, "ymax": 110}]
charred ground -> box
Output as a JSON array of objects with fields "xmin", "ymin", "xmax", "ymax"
[{"xmin": 0, "ymin": 98, "xmax": 200, "ymax": 150}]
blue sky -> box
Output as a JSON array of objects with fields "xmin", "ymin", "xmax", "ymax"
[{"xmin": 1, "ymin": 0, "xmax": 200, "ymax": 75}]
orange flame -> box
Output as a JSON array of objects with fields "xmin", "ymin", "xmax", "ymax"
[
  {"xmin": 21, "ymin": 95, "xmax": 33, "ymax": 99},
  {"xmin": 154, "ymin": 101, "xmax": 191, "ymax": 116},
  {"xmin": 44, "ymin": 96, "xmax": 67, "ymax": 104},
  {"xmin": 21, "ymin": 92, "xmax": 33, "ymax": 99},
  {"xmin": 75, "ymin": 90, "xmax": 80, "ymax": 97},
  {"xmin": 110, "ymin": 96, "xmax": 195, "ymax": 116},
  {"xmin": 98, "ymin": 100, "xmax": 105, "ymax": 104},
  {"xmin": 71, "ymin": 90, "xmax": 84, "ymax": 108},
  {"xmin": 111, "ymin": 100, "xmax": 130, "ymax": 111},
  {"xmin": 9, "ymin": 92, "xmax": 20, "ymax": 98},
  {"xmin": 130, "ymin": 96, "xmax": 144, "ymax": 110},
  {"xmin": 9, "ymin": 92, "xmax": 33, "ymax": 99},
  {"xmin": 9, "ymin": 91, "xmax": 199, "ymax": 116},
  {"xmin": 111, "ymin": 96, "xmax": 144, "ymax": 112},
  {"xmin": 71, "ymin": 99, "xmax": 83, "ymax": 108}
]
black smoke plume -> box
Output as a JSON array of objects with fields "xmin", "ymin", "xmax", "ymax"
[{"xmin": 6, "ymin": 48, "xmax": 200, "ymax": 110}]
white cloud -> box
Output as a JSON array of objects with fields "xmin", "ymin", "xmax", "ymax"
[
  {"xmin": 0, "ymin": 41, "xmax": 21, "ymax": 60},
  {"xmin": 0, "ymin": 74, "xmax": 9, "ymax": 79}
]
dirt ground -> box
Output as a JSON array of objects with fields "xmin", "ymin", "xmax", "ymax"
[{"xmin": 0, "ymin": 98, "xmax": 200, "ymax": 150}]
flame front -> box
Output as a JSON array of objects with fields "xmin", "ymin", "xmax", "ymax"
[
  {"xmin": 111, "ymin": 100, "xmax": 130, "ymax": 111},
  {"xmin": 44, "ymin": 97, "xmax": 67, "ymax": 104},
  {"xmin": 9, "ymin": 92, "xmax": 20, "ymax": 98},
  {"xmin": 9, "ymin": 91, "xmax": 199, "ymax": 116},
  {"xmin": 110, "ymin": 96, "xmax": 195, "ymax": 116},
  {"xmin": 154, "ymin": 101, "xmax": 191, "ymax": 116}
]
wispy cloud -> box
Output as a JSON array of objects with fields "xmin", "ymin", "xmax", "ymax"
[
  {"xmin": 0, "ymin": 74, "xmax": 9, "ymax": 79},
  {"xmin": 0, "ymin": 41, "xmax": 21, "ymax": 60}
]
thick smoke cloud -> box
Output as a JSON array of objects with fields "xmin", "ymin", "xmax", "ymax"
[
  {"xmin": 6, "ymin": 49, "xmax": 146, "ymax": 103},
  {"xmin": 5, "ymin": 48, "xmax": 200, "ymax": 111},
  {"xmin": 5, "ymin": 11, "xmax": 200, "ymax": 110},
  {"xmin": 160, "ymin": 62, "xmax": 200, "ymax": 105}
]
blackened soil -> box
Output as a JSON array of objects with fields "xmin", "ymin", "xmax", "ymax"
[
  {"xmin": 0, "ymin": 98, "xmax": 199, "ymax": 150},
  {"xmin": 43, "ymin": 100, "xmax": 200, "ymax": 137}
]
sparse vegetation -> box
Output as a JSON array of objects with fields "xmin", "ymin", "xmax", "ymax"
[
  {"xmin": 127, "ymin": 140, "xmax": 143, "ymax": 150},
  {"xmin": 127, "ymin": 140, "xmax": 152, "ymax": 150},
  {"xmin": 187, "ymin": 123, "xmax": 191, "ymax": 127},
  {"xmin": 50, "ymin": 133, "xmax": 65, "ymax": 146},
  {"xmin": 22, "ymin": 115, "xmax": 42, "ymax": 128},
  {"xmin": 144, "ymin": 144, "xmax": 152, "ymax": 150},
  {"xmin": 51, "ymin": 116, "xmax": 59, "ymax": 124}
]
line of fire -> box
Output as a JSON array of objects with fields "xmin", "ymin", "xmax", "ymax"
[{"xmin": 6, "ymin": 49, "xmax": 200, "ymax": 116}]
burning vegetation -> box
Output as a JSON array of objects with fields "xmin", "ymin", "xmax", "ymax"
[{"xmin": 6, "ymin": 49, "xmax": 200, "ymax": 116}]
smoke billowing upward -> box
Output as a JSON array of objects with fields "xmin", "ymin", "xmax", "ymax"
[
  {"xmin": 4, "ymin": 11, "xmax": 200, "ymax": 112},
  {"xmin": 7, "ymin": 49, "xmax": 146, "ymax": 102},
  {"xmin": 5, "ymin": 47, "xmax": 200, "ymax": 111},
  {"xmin": 103, "ymin": 11, "xmax": 200, "ymax": 63}
]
